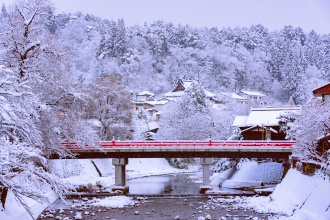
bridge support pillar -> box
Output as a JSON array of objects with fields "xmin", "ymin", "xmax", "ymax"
[
  {"xmin": 199, "ymin": 158, "xmax": 213, "ymax": 193},
  {"xmin": 282, "ymin": 157, "xmax": 291, "ymax": 179},
  {"xmin": 112, "ymin": 158, "xmax": 129, "ymax": 194}
]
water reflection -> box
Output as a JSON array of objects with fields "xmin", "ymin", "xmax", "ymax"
[
  {"xmin": 127, "ymin": 173, "xmax": 255, "ymax": 195},
  {"xmin": 127, "ymin": 173, "xmax": 209, "ymax": 194}
]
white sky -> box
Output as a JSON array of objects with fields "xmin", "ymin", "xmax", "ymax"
[{"xmin": 1, "ymin": 0, "xmax": 330, "ymax": 34}]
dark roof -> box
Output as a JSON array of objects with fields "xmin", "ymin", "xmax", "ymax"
[{"xmin": 313, "ymin": 83, "xmax": 330, "ymax": 95}]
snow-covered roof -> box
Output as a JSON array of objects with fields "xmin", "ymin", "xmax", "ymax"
[
  {"xmin": 204, "ymin": 90, "xmax": 216, "ymax": 98},
  {"xmin": 165, "ymin": 89, "xmax": 215, "ymax": 98},
  {"xmin": 87, "ymin": 119, "xmax": 102, "ymax": 128},
  {"xmin": 232, "ymin": 116, "xmax": 249, "ymax": 127},
  {"xmin": 145, "ymin": 100, "xmax": 169, "ymax": 106},
  {"xmin": 234, "ymin": 107, "xmax": 301, "ymax": 127},
  {"xmin": 147, "ymin": 121, "xmax": 159, "ymax": 131},
  {"xmin": 222, "ymin": 92, "xmax": 247, "ymax": 100},
  {"xmin": 138, "ymin": 91, "xmax": 155, "ymax": 96},
  {"xmin": 312, "ymin": 82, "xmax": 330, "ymax": 94},
  {"xmin": 181, "ymin": 80, "xmax": 193, "ymax": 89},
  {"xmin": 240, "ymin": 90, "xmax": 266, "ymax": 97},
  {"xmin": 164, "ymin": 91, "xmax": 185, "ymax": 97}
]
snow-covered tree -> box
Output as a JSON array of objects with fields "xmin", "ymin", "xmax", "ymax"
[
  {"xmin": 157, "ymin": 81, "xmax": 213, "ymax": 140},
  {"xmin": 0, "ymin": 3, "xmax": 7, "ymax": 19},
  {"xmin": 87, "ymin": 75, "xmax": 133, "ymax": 140},
  {"xmin": 0, "ymin": 0, "xmax": 96, "ymax": 152},
  {"xmin": 0, "ymin": 65, "xmax": 69, "ymax": 211},
  {"xmin": 287, "ymin": 100, "xmax": 330, "ymax": 174},
  {"xmin": 294, "ymin": 65, "xmax": 327, "ymax": 104},
  {"xmin": 0, "ymin": 0, "xmax": 55, "ymax": 80}
]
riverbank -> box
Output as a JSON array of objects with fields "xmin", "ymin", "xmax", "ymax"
[
  {"xmin": 38, "ymin": 196, "xmax": 272, "ymax": 220},
  {"xmin": 237, "ymin": 169, "xmax": 330, "ymax": 219},
  {"xmin": 1, "ymin": 159, "xmax": 329, "ymax": 219}
]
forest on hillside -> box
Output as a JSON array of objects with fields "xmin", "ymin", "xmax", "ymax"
[{"xmin": 46, "ymin": 10, "xmax": 330, "ymax": 105}]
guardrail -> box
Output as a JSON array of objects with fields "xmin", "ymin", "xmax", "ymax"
[{"xmin": 60, "ymin": 140, "xmax": 296, "ymax": 150}]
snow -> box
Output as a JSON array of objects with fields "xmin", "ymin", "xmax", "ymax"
[
  {"xmin": 240, "ymin": 90, "xmax": 266, "ymax": 97},
  {"xmin": 145, "ymin": 100, "xmax": 170, "ymax": 106},
  {"xmin": 221, "ymin": 92, "xmax": 247, "ymax": 100},
  {"xmin": 2, "ymin": 158, "xmax": 329, "ymax": 219},
  {"xmin": 89, "ymin": 196, "xmax": 135, "ymax": 208},
  {"xmin": 0, "ymin": 187, "xmax": 57, "ymax": 220},
  {"xmin": 204, "ymin": 90, "xmax": 216, "ymax": 98},
  {"xmin": 232, "ymin": 115, "xmax": 248, "ymax": 127},
  {"xmin": 165, "ymin": 91, "xmax": 185, "ymax": 98},
  {"xmin": 239, "ymin": 107, "xmax": 302, "ymax": 127},
  {"xmin": 138, "ymin": 90, "xmax": 155, "ymax": 96},
  {"xmin": 49, "ymin": 158, "xmax": 185, "ymax": 188},
  {"xmin": 147, "ymin": 121, "xmax": 159, "ymax": 130},
  {"xmin": 210, "ymin": 161, "xmax": 283, "ymax": 189},
  {"xmin": 239, "ymin": 169, "xmax": 330, "ymax": 220}
]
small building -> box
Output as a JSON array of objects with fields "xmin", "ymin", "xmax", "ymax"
[
  {"xmin": 233, "ymin": 106, "xmax": 301, "ymax": 140},
  {"xmin": 239, "ymin": 90, "xmax": 267, "ymax": 106},
  {"xmin": 144, "ymin": 100, "xmax": 170, "ymax": 112},
  {"xmin": 164, "ymin": 79, "xmax": 194, "ymax": 98},
  {"xmin": 312, "ymin": 83, "xmax": 330, "ymax": 104},
  {"xmin": 220, "ymin": 92, "xmax": 248, "ymax": 105},
  {"xmin": 136, "ymin": 91, "xmax": 155, "ymax": 102},
  {"xmin": 164, "ymin": 79, "xmax": 218, "ymax": 103}
]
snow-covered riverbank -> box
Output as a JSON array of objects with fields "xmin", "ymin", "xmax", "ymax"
[{"xmin": 1, "ymin": 159, "xmax": 329, "ymax": 219}]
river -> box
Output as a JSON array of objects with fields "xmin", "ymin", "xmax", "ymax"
[{"xmin": 37, "ymin": 172, "xmax": 283, "ymax": 219}]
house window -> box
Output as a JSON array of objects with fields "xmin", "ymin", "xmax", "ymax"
[{"xmin": 324, "ymin": 95, "xmax": 330, "ymax": 104}]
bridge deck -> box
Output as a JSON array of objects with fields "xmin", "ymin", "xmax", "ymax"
[{"xmin": 49, "ymin": 141, "xmax": 294, "ymax": 159}]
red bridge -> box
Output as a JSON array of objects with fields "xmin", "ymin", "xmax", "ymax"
[
  {"xmin": 52, "ymin": 140, "xmax": 295, "ymax": 159},
  {"xmin": 51, "ymin": 140, "xmax": 295, "ymax": 194}
]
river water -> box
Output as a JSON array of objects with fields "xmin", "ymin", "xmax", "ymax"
[
  {"xmin": 126, "ymin": 172, "xmax": 250, "ymax": 195},
  {"xmin": 37, "ymin": 172, "xmax": 281, "ymax": 219}
]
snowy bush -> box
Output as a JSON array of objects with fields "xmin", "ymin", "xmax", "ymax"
[
  {"xmin": 166, "ymin": 158, "xmax": 195, "ymax": 169},
  {"xmin": 210, "ymin": 158, "xmax": 237, "ymax": 173}
]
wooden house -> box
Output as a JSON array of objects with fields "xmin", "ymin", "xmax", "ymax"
[
  {"xmin": 164, "ymin": 79, "xmax": 193, "ymax": 98},
  {"xmin": 313, "ymin": 83, "xmax": 330, "ymax": 104},
  {"xmin": 233, "ymin": 106, "xmax": 301, "ymax": 140},
  {"xmin": 164, "ymin": 79, "xmax": 218, "ymax": 103},
  {"xmin": 312, "ymin": 83, "xmax": 330, "ymax": 158}
]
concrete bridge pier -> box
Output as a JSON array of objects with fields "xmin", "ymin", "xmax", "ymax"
[
  {"xmin": 199, "ymin": 158, "xmax": 213, "ymax": 193},
  {"xmin": 282, "ymin": 157, "xmax": 291, "ymax": 179},
  {"xmin": 112, "ymin": 158, "xmax": 129, "ymax": 193}
]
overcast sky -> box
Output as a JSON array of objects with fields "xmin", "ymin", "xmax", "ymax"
[{"xmin": 1, "ymin": 0, "xmax": 330, "ymax": 34}]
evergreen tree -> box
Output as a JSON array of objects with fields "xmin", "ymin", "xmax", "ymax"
[{"xmin": 0, "ymin": 3, "xmax": 7, "ymax": 19}]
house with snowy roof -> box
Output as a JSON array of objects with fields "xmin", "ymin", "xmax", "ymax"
[
  {"xmin": 239, "ymin": 90, "xmax": 267, "ymax": 106},
  {"xmin": 232, "ymin": 106, "xmax": 301, "ymax": 140},
  {"xmin": 220, "ymin": 92, "xmax": 248, "ymax": 105},
  {"xmin": 312, "ymin": 82, "xmax": 330, "ymax": 104},
  {"xmin": 311, "ymin": 83, "xmax": 330, "ymax": 156},
  {"xmin": 136, "ymin": 90, "xmax": 155, "ymax": 102},
  {"xmin": 164, "ymin": 79, "xmax": 193, "ymax": 98},
  {"xmin": 164, "ymin": 79, "xmax": 219, "ymax": 103}
]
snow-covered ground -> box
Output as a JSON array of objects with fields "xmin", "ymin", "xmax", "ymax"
[
  {"xmin": 0, "ymin": 158, "xmax": 194, "ymax": 220},
  {"xmin": 238, "ymin": 169, "xmax": 330, "ymax": 220},
  {"xmin": 1, "ymin": 159, "xmax": 329, "ymax": 220},
  {"xmin": 49, "ymin": 158, "xmax": 197, "ymax": 188},
  {"xmin": 0, "ymin": 186, "xmax": 57, "ymax": 220}
]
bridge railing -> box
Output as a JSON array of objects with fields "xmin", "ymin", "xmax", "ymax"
[{"xmin": 60, "ymin": 140, "xmax": 296, "ymax": 150}]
